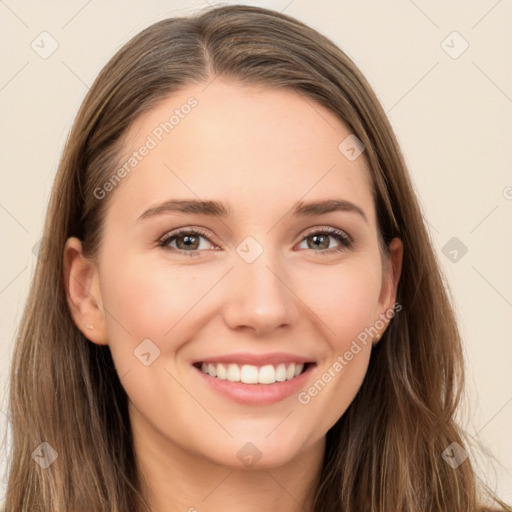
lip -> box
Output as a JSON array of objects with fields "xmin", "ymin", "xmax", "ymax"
[
  {"xmin": 192, "ymin": 352, "xmax": 314, "ymax": 366},
  {"xmin": 192, "ymin": 361, "xmax": 316, "ymax": 406}
]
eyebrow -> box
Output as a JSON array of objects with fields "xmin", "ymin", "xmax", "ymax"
[{"xmin": 136, "ymin": 198, "xmax": 367, "ymax": 223}]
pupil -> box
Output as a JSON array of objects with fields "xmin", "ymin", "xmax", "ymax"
[
  {"xmin": 311, "ymin": 234, "xmax": 328, "ymax": 250},
  {"xmin": 177, "ymin": 234, "xmax": 331, "ymax": 251},
  {"xmin": 180, "ymin": 235, "xmax": 198, "ymax": 249}
]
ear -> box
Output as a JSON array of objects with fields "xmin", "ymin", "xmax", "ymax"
[
  {"xmin": 374, "ymin": 237, "xmax": 403, "ymax": 342},
  {"xmin": 63, "ymin": 237, "xmax": 108, "ymax": 345}
]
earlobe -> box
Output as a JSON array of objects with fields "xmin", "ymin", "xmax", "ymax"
[{"xmin": 63, "ymin": 237, "xmax": 109, "ymax": 345}]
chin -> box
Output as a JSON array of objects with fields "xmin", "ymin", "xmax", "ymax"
[{"xmin": 203, "ymin": 434, "xmax": 310, "ymax": 471}]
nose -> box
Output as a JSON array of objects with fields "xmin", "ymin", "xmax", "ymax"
[{"xmin": 221, "ymin": 248, "xmax": 300, "ymax": 336}]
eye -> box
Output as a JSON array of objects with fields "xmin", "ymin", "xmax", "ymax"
[
  {"xmin": 157, "ymin": 226, "xmax": 353, "ymax": 257},
  {"xmin": 157, "ymin": 228, "xmax": 217, "ymax": 257},
  {"xmin": 297, "ymin": 227, "xmax": 353, "ymax": 255}
]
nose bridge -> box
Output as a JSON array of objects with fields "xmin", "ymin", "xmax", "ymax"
[{"xmin": 221, "ymin": 235, "xmax": 299, "ymax": 333}]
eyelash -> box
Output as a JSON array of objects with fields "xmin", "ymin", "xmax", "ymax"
[{"xmin": 156, "ymin": 226, "xmax": 353, "ymax": 257}]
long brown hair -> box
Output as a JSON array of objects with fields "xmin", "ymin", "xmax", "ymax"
[{"xmin": 4, "ymin": 5, "xmax": 510, "ymax": 511}]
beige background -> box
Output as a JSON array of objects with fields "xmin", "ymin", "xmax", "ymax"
[{"xmin": 1, "ymin": 0, "xmax": 511, "ymax": 504}]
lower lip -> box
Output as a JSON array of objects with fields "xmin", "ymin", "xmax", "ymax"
[{"xmin": 193, "ymin": 364, "xmax": 316, "ymax": 405}]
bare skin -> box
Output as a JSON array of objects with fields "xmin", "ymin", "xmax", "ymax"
[{"xmin": 64, "ymin": 78, "xmax": 402, "ymax": 512}]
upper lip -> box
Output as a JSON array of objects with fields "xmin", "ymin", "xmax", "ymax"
[{"xmin": 193, "ymin": 352, "xmax": 315, "ymax": 366}]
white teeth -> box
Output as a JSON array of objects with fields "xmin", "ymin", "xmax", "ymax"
[
  {"xmin": 240, "ymin": 365, "xmax": 259, "ymax": 384},
  {"xmin": 198, "ymin": 361, "xmax": 307, "ymax": 384},
  {"xmin": 275, "ymin": 364, "xmax": 287, "ymax": 382},
  {"xmin": 259, "ymin": 364, "xmax": 277, "ymax": 384},
  {"xmin": 226, "ymin": 364, "xmax": 240, "ymax": 382},
  {"xmin": 216, "ymin": 363, "xmax": 227, "ymax": 380}
]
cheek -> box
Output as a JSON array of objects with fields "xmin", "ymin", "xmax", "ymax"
[
  {"xmin": 100, "ymin": 250, "xmax": 383, "ymax": 365},
  {"xmin": 100, "ymin": 254, "xmax": 195, "ymax": 341},
  {"xmin": 299, "ymin": 344, "xmax": 371, "ymax": 439},
  {"xmin": 295, "ymin": 258, "xmax": 383, "ymax": 342},
  {"xmin": 292, "ymin": 261, "xmax": 381, "ymax": 426},
  {"xmin": 97, "ymin": 254, "xmax": 205, "ymax": 423},
  {"xmin": 95, "ymin": 247, "xmax": 383, "ymax": 457},
  {"xmin": 98, "ymin": 251, "xmax": 230, "ymax": 378}
]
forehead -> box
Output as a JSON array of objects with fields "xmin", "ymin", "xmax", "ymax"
[{"xmin": 105, "ymin": 79, "xmax": 374, "ymax": 226}]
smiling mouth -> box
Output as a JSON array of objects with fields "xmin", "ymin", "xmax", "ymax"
[{"xmin": 192, "ymin": 361, "xmax": 314, "ymax": 385}]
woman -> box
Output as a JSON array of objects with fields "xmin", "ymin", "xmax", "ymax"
[{"xmin": 4, "ymin": 4, "xmax": 510, "ymax": 511}]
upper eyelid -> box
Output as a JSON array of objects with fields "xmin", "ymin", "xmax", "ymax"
[{"xmin": 159, "ymin": 225, "xmax": 352, "ymax": 247}]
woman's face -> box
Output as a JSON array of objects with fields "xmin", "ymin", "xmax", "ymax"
[{"xmin": 67, "ymin": 79, "xmax": 402, "ymax": 470}]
